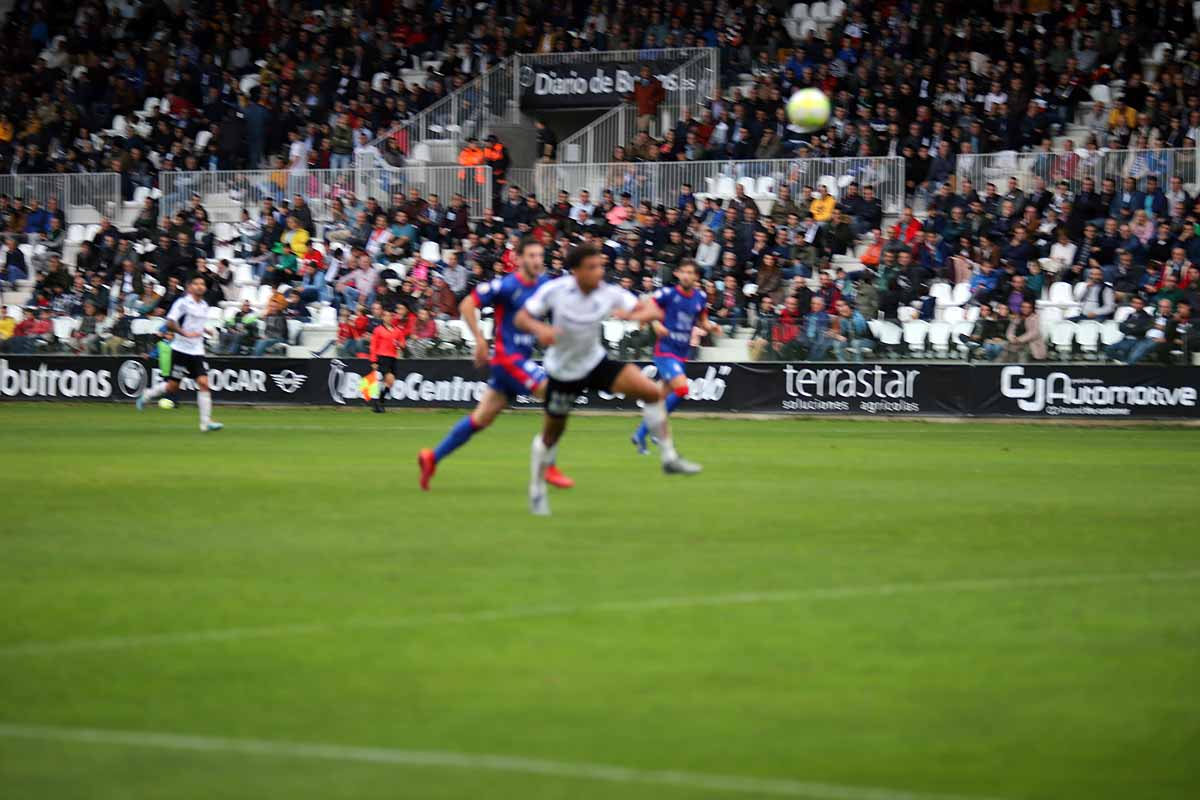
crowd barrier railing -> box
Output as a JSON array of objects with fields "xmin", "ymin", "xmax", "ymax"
[{"xmin": 536, "ymin": 156, "xmax": 906, "ymax": 217}]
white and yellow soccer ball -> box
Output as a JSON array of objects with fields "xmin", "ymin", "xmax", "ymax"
[
  {"xmin": 158, "ymin": 398, "xmax": 176, "ymax": 410},
  {"xmin": 786, "ymin": 88, "xmax": 832, "ymax": 133}
]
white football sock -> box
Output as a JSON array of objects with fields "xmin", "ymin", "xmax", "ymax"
[
  {"xmin": 643, "ymin": 400, "xmax": 678, "ymax": 462},
  {"xmin": 530, "ymin": 434, "xmax": 549, "ymax": 491},
  {"xmin": 197, "ymin": 391, "xmax": 213, "ymax": 427},
  {"xmin": 142, "ymin": 382, "xmax": 168, "ymax": 401}
]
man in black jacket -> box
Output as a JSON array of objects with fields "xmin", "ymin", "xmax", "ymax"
[
  {"xmin": 964, "ymin": 303, "xmax": 1007, "ymax": 361},
  {"xmin": 1104, "ymin": 296, "xmax": 1154, "ymax": 363}
]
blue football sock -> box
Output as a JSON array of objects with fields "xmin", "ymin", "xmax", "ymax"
[{"xmin": 434, "ymin": 416, "xmax": 479, "ymax": 462}]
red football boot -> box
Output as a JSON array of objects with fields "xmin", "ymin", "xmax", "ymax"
[
  {"xmin": 417, "ymin": 449, "xmax": 437, "ymax": 491},
  {"xmin": 545, "ymin": 465, "xmax": 575, "ymax": 489}
]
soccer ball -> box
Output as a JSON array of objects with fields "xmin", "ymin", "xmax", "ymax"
[
  {"xmin": 786, "ymin": 88, "xmax": 831, "ymax": 133},
  {"xmin": 158, "ymin": 398, "xmax": 176, "ymax": 410}
]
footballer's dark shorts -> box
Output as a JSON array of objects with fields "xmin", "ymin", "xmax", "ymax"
[
  {"xmin": 376, "ymin": 355, "xmax": 398, "ymax": 376},
  {"xmin": 545, "ymin": 357, "xmax": 626, "ymax": 418},
  {"xmin": 169, "ymin": 350, "xmax": 210, "ymax": 382}
]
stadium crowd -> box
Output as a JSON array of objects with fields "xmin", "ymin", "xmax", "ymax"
[{"xmin": 1, "ymin": 1, "xmax": 1199, "ymax": 364}]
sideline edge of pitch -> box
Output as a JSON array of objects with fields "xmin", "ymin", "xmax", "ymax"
[
  {"xmin": 0, "ymin": 722, "xmax": 1007, "ymax": 800},
  {"xmin": 2, "ymin": 569, "xmax": 1197, "ymax": 658}
]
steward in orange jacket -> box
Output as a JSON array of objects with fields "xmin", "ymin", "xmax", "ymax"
[
  {"xmin": 483, "ymin": 134, "xmax": 509, "ymax": 186},
  {"xmin": 457, "ymin": 138, "xmax": 486, "ymax": 185}
]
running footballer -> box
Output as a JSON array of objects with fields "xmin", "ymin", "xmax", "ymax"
[{"xmin": 515, "ymin": 244, "xmax": 701, "ymax": 517}]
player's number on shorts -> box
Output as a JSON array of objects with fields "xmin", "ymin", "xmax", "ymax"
[{"xmin": 548, "ymin": 390, "xmax": 576, "ymax": 416}]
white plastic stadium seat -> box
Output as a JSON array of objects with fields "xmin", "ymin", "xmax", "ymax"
[
  {"xmin": 951, "ymin": 282, "xmax": 971, "ymax": 306},
  {"xmin": 755, "ymin": 176, "xmax": 777, "ymax": 197},
  {"xmin": 800, "ymin": 18, "xmax": 819, "ymax": 38},
  {"xmin": 52, "ymin": 317, "xmax": 79, "ymax": 340},
  {"xmin": 318, "ymin": 306, "xmax": 337, "ymax": 326},
  {"xmin": 737, "ymin": 177, "xmax": 757, "ymax": 197},
  {"xmin": 478, "ymin": 318, "xmax": 494, "ymax": 342},
  {"xmin": 1090, "ymin": 84, "xmax": 1111, "ymax": 105},
  {"xmin": 809, "ymin": 1, "xmax": 829, "ymax": 22},
  {"xmin": 715, "ymin": 176, "xmax": 736, "ymax": 198},
  {"xmin": 897, "ymin": 306, "xmax": 918, "ymax": 323},
  {"xmin": 790, "ymin": 2, "xmax": 808, "ymax": 19},
  {"xmin": 255, "ymin": 284, "xmax": 274, "ymax": 307},
  {"xmin": 1113, "ymin": 305, "xmax": 1134, "ymax": 323},
  {"xmin": 828, "ymin": 0, "xmax": 846, "ymax": 19},
  {"xmin": 1039, "ymin": 306, "xmax": 1064, "ymax": 327},
  {"xmin": 195, "ymin": 130, "xmax": 213, "ymax": 151},
  {"xmin": 419, "ymin": 241, "xmax": 441, "ymax": 263},
  {"xmin": 928, "ymin": 321, "xmax": 952, "ymax": 357},
  {"xmin": 602, "ymin": 320, "xmax": 625, "ymax": 349},
  {"xmin": 875, "ymin": 321, "xmax": 902, "ymax": 354},
  {"xmin": 941, "ymin": 306, "xmax": 965, "ymax": 323},
  {"xmin": 929, "ymin": 282, "xmax": 953, "ymax": 307},
  {"xmin": 952, "ymin": 321, "xmax": 974, "ymax": 356},
  {"xmin": 1100, "ymin": 320, "xmax": 1124, "ymax": 347},
  {"xmin": 1075, "ymin": 320, "xmax": 1102, "ymax": 356},
  {"xmin": 902, "ymin": 320, "xmax": 929, "ymax": 356},
  {"xmin": 1050, "ymin": 320, "xmax": 1076, "ymax": 358},
  {"xmin": 1047, "ymin": 281, "xmax": 1075, "ymax": 307},
  {"xmin": 67, "ymin": 224, "xmax": 85, "ymax": 243}
]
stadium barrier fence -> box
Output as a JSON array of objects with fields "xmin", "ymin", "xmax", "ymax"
[
  {"xmin": 2, "ymin": 356, "xmax": 1195, "ymax": 419},
  {"xmin": 954, "ymin": 146, "xmax": 1200, "ymax": 196},
  {"xmin": 0, "ymin": 172, "xmax": 121, "ymax": 224},
  {"xmin": 159, "ymin": 166, "xmax": 493, "ymax": 225},
  {"xmin": 536, "ymin": 156, "xmax": 906, "ymax": 216}
]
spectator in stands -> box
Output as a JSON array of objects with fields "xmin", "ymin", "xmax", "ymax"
[
  {"xmin": 1105, "ymin": 296, "xmax": 1156, "ymax": 364},
  {"xmin": 5, "ymin": 308, "xmax": 52, "ymax": 354},
  {"xmin": 1, "ymin": 237, "xmax": 26, "ymax": 287},
  {"xmin": 218, "ymin": 301, "xmax": 257, "ymax": 355},
  {"xmin": 254, "ymin": 299, "xmax": 289, "ymax": 357},
  {"xmin": 709, "ymin": 275, "xmax": 743, "ymax": 335},
  {"xmin": 829, "ymin": 299, "xmax": 870, "ymax": 363},
  {"xmin": 0, "ymin": 306, "xmax": 14, "ymax": 345},
  {"xmin": 628, "ymin": 66, "xmax": 666, "ymax": 135},
  {"xmin": 799, "ymin": 296, "xmax": 832, "ymax": 361},
  {"xmin": 407, "ymin": 309, "xmax": 440, "ymax": 358},
  {"xmin": 1003, "ymin": 300, "xmax": 1045, "ymax": 363}
]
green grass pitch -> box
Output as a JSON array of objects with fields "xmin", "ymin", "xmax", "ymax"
[{"xmin": 1, "ymin": 403, "xmax": 1198, "ymax": 800}]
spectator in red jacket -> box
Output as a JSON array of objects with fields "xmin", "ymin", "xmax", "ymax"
[
  {"xmin": 627, "ymin": 65, "xmax": 666, "ymax": 135},
  {"xmin": 5, "ymin": 308, "xmax": 52, "ymax": 353},
  {"xmin": 890, "ymin": 206, "xmax": 924, "ymax": 245}
]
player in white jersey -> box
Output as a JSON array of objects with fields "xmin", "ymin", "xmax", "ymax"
[
  {"xmin": 515, "ymin": 244, "xmax": 699, "ymax": 516},
  {"xmin": 135, "ymin": 274, "xmax": 224, "ymax": 432}
]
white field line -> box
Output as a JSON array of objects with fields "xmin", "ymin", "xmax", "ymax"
[
  {"xmin": 0, "ymin": 722, "xmax": 1004, "ymax": 800},
  {"xmin": 2, "ymin": 570, "xmax": 1197, "ymax": 658}
]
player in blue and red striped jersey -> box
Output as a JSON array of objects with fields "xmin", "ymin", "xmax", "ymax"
[
  {"xmin": 418, "ymin": 238, "xmax": 573, "ymax": 490},
  {"xmin": 631, "ymin": 259, "xmax": 720, "ymax": 457}
]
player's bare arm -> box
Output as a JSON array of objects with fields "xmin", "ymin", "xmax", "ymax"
[
  {"xmin": 614, "ymin": 298, "xmax": 663, "ymax": 324},
  {"xmin": 514, "ymin": 308, "xmax": 557, "ymax": 346},
  {"xmin": 458, "ymin": 292, "xmax": 489, "ymax": 367}
]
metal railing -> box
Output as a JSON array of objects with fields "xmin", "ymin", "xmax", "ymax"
[
  {"xmin": 371, "ymin": 48, "xmax": 718, "ymax": 161},
  {"xmin": 0, "ymin": 173, "xmax": 121, "ymax": 224},
  {"xmin": 536, "ymin": 156, "xmax": 906, "ymax": 217},
  {"xmin": 371, "ymin": 58, "xmax": 518, "ymax": 157},
  {"xmin": 557, "ymin": 49, "xmax": 719, "ymax": 164},
  {"xmin": 506, "ymin": 168, "xmax": 536, "ymax": 195},
  {"xmin": 955, "ymin": 146, "xmax": 1200, "ymax": 198},
  {"xmin": 159, "ymin": 166, "xmax": 493, "ymax": 225}
]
